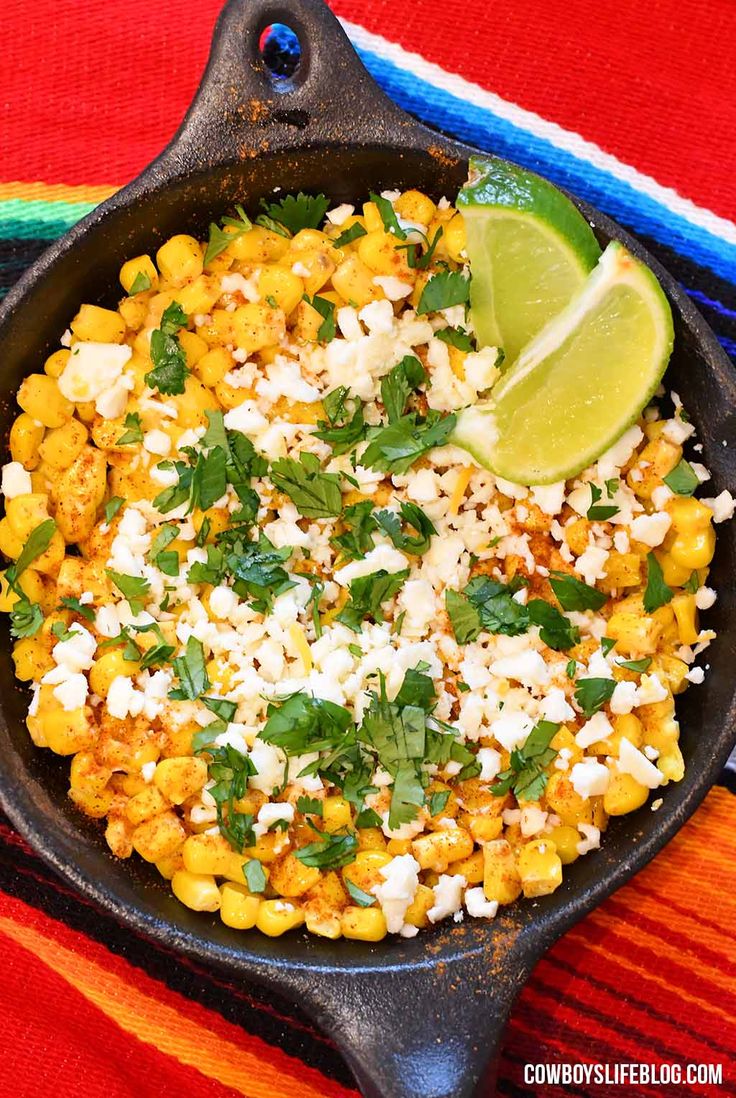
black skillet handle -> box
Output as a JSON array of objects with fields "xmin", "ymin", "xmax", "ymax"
[
  {"xmin": 284, "ymin": 944, "xmax": 536, "ymax": 1098},
  {"xmin": 166, "ymin": 0, "xmax": 435, "ymax": 169}
]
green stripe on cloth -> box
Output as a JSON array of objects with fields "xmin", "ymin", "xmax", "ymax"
[{"xmin": 0, "ymin": 198, "xmax": 98, "ymax": 240}]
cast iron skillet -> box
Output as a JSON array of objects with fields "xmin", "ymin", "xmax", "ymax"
[{"xmin": 1, "ymin": 1, "xmax": 735, "ymax": 1094}]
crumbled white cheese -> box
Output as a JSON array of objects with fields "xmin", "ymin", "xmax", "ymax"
[
  {"xmin": 1, "ymin": 462, "xmax": 32, "ymax": 499},
  {"xmin": 372, "ymin": 854, "xmax": 420, "ymax": 933},
  {"xmin": 326, "ymin": 203, "xmax": 354, "ymax": 226},
  {"xmin": 575, "ymin": 711, "xmax": 613, "ymax": 749},
  {"xmin": 629, "ymin": 512, "xmax": 671, "ymax": 547},
  {"xmin": 477, "ymin": 747, "xmax": 502, "ymax": 782},
  {"xmin": 58, "ymin": 342, "xmax": 132, "ymax": 405},
  {"xmin": 618, "ymin": 737, "xmax": 664, "ymax": 788},
  {"xmin": 576, "ymin": 823, "xmax": 601, "ymax": 855},
  {"xmin": 702, "ymin": 490, "xmax": 735, "ymax": 523},
  {"xmin": 253, "ymin": 801, "xmax": 295, "ymax": 839},
  {"xmin": 464, "ymin": 887, "xmax": 498, "ymax": 918},
  {"xmin": 373, "ymin": 276, "xmax": 413, "ymax": 301},
  {"xmin": 695, "ymin": 586, "xmax": 717, "ymax": 610},
  {"xmin": 427, "ymin": 873, "xmax": 467, "ymax": 923},
  {"xmin": 570, "ymin": 758, "xmax": 610, "ymax": 798},
  {"xmin": 248, "ymin": 738, "xmax": 286, "ymax": 794}
]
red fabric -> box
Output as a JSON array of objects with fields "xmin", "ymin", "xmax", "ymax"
[{"xmin": 2, "ymin": 0, "xmax": 736, "ymax": 222}]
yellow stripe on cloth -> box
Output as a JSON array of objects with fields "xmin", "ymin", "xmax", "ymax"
[
  {"xmin": 0, "ymin": 181, "xmax": 118, "ymax": 204},
  {"xmin": 0, "ymin": 914, "xmax": 329, "ymax": 1098}
]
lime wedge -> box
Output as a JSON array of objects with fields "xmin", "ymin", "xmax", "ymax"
[
  {"xmin": 452, "ymin": 242, "xmax": 674, "ymax": 485},
  {"xmin": 458, "ymin": 157, "xmax": 601, "ymax": 362}
]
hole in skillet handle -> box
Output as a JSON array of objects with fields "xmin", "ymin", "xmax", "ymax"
[{"xmin": 259, "ymin": 23, "xmax": 302, "ymax": 80}]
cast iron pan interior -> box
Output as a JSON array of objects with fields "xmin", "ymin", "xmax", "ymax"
[{"xmin": 0, "ymin": 2, "xmax": 734, "ymax": 1095}]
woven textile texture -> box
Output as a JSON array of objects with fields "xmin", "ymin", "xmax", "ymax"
[{"xmin": 2, "ymin": 0, "xmax": 736, "ymax": 1095}]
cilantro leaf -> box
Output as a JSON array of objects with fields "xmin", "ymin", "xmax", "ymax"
[
  {"xmin": 465, "ymin": 575, "xmax": 529, "ymax": 636},
  {"xmin": 601, "ymin": 637, "xmax": 617, "ymax": 656},
  {"xmin": 227, "ymin": 533, "xmax": 294, "ymax": 612},
  {"xmin": 169, "ymin": 636, "xmax": 210, "ymax": 701},
  {"xmin": 59, "ymin": 596, "xmax": 95, "ymax": 622},
  {"xmin": 389, "ymin": 761, "xmax": 426, "ymax": 830},
  {"xmin": 380, "ymin": 355, "xmax": 426, "ymax": 423},
  {"xmin": 428, "ymin": 789, "xmax": 451, "ymax": 817},
  {"xmin": 345, "ymin": 879, "xmax": 376, "ymax": 907},
  {"xmin": 270, "ymin": 452, "xmax": 342, "ymax": 518},
  {"xmin": 145, "ymin": 301, "xmax": 189, "ymax": 395},
  {"xmin": 374, "ymin": 501, "xmax": 436, "ymax": 554},
  {"xmin": 362, "ymin": 411, "xmax": 456, "ymax": 475},
  {"xmin": 202, "ymin": 696, "xmax": 238, "ymax": 722},
  {"xmin": 296, "ymin": 795, "xmax": 323, "ymax": 816},
  {"xmin": 116, "ymin": 412, "xmax": 143, "ymax": 445},
  {"xmin": 128, "ymin": 270, "xmax": 152, "ymax": 294},
  {"xmin": 243, "ymin": 859, "xmax": 267, "ymax": 893},
  {"xmin": 313, "ymin": 387, "xmax": 367, "ymax": 454},
  {"xmin": 105, "ymin": 570, "xmax": 150, "ymax": 615},
  {"xmin": 369, "ymin": 192, "xmax": 406, "ymax": 239},
  {"xmin": 10, "ymin": 598, "xmax": 43, "ymax": 639},
  {"xmin": 337, "ymin": 569, "xmax": 409, "ymax": 632},
  {"xmin": 549, "ymin": 570, "xmax": 607, "ymax": 612},
  {"xmin": 194, "ymin": 737, "xmax": 256, "ymax": 850},
  {"xmin": 259, "ymin": 192, "xmax": 329, "ymax": 235},
  {"xmin": 204, "ymin": 205, "xmax": 252, "ymax": 265},
  {"xmin": 617, "ymin": 657, "xmax": 652, "ymax": 673},
  {"xmin": 663, "ymin": 458, "xmax": 699, "ymax": 496},
  {"xmin": 643, "ymin": 551, "xmax": 673, "ymax": 613},
  {"xmin": 527, "ymin": 599, "xmax": 580, "ymax": 651},
  {"xmin": 434, "ymin": 325, "xmax": 474, "ymax": 353},
  {"xmin": 683, "ymin": 571, "xmax": 700, "ymax": 594},
  {"xmin": 398, "ymin": 226, "xmax": 443, "ymax": 270},
  {"xmin": 587, "ymin": 483, "xmax": 619, "ymax": 521},
  {"xmin": 333, "ymin": 222, "xmax": 367, "ymax": 248},
  {"xmin": 416, "ymin": 270, "xmax": 470, "ymax": 315},
  {"xmin": 6, "ymin": 519, "xmax": 57, "ymax": 587},
  {"xmin": 330, "ymin": 500, "xmax": 377, "ymax": 560},
  {"xmin": 574, "ymin": 677, "xmax": 616, "ymax": 717},
  {"xmin": 445, "ymin": 588, "xmax": 482, "ymax": 644},
  {"xmin": 104, "ymin": 497, "xmax": 124, "ymax": 523},
  {"xmin": 296, "ymin": 831, "xmax": 358, "ymax": 869},
  {"xmin": 303, "ymin": 293, "xmax": 336, "ymax": 342},
  {"xmin": 261, "ymin": 692, "xmax": 354, "ymax": 755},
  {"xmin": 491, "ymin": 720, "xmax": 559, "ymax": 800}
]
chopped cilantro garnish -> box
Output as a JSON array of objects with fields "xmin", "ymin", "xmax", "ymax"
[
  {"xmin": 128, "ymin": 270, "xmax": 152, "ymax": 294},
  {"xmin": 243, "ymin": 859, "xmax": 267, "ymax": 893},
  {"xmin": 587, "ymin": 483, "xmax": 619, "ymax": 521},
  {"xmin": 58, "ymin": 596, "xmax": 95, "ymax": 622},
  {"xmin": 169, "ymin": 636, "xmax": 210, "ymax": 701},
  {"xmin": 380, "ymin": 355, "xmax": 426, "ymax": 423},
  {"xmin": 527, "ymin": 598, "xmax": 580, "ymax": 651},
  {"xmin": 296, "ymin": 831, "xmax": 358, "ymax": 869},
  {"xmin": 428, "ymin": 789, "xmax": 451, "ymax": 817},
  {"xmin": 313, "ymin": 387, "xmax": 366, "ymax": 454},
  {"xmin": 104, "ymin": 496, "xmax": 124, "ymax": 523},
  {"xmin": 10, "ymin": 599, "xmax": 43, "ymax": 639},
  {"xmin": 105, "ymin": 570, "xmax": 150, "ymax": 615},
  {"xmin": 345, "ymin": 878, "xmax": 376, "ymax": 907},
  {"xmin": 398, "ymin": 225, "xmax": 443, "ymax": 269},
  {"xmin": 434, "ymin": 325, "xmax": 474, "ymax": 353},
  {"xmin": 683, "ymin": 572, "xmax": 700, "ymax": 594},
  {"xmin": 574, "ymin": 677, "xmax": 616, "ymax": 717},
  {"xmin": 337, "ymin": 569, "xmax": 409, "ymax": 632},
  {"xmin": 303, "ymin": 293, "xmax": 336, "ymax": 342},
  {"xmin": 270, "ymin": 452, "xmax": 343, "ymax": 518},
  {"xmin": 617, "ymin": 657, "xmax": 652, "ymax": 673},
  {"xmin": 663, "ymin": 458, "xmax": 699, "ymax": 496},
  {"xmin": 194, "ymin": 737, "xmax": 256, "ymax": 850},
  {"xmin": 491, "ymin": 720, "xmax": 559, "ymax": 801},
  {"xmin": 296, "ymin": 795, "xmax": 323, "ymax": 816},
  {"xmin": 258, "ymin": 192, "xmax": 329, "ymax": 235},
  {"xmin": 362, "ymin": 410, "xmax": 456, "ymax": 475},
  {"xmin": 204, "ymin": 205, "xmax": 252, "ymax": 265},
  {"xmin": 601, "ymin": 637, "xmax": 617, "ymax": 656},
  {"xmin": 145, "ymin": 301, "xmax": 189, "ymax": 395},
  {"xmin": 416, "ymin": 269, "xmax": 470, "ymax": 315},
  {"xmin": 549, "ymin": 570, "xmax": 607, "ymax": 612},
  {"xmin": 566, "ymin": 659, "xmax": 577, "ymax": 679},
  {"xmin": 202, "ymin": 696, "xmax": 238, "ymax": 722},
  {"xmin": 227, "ymin": 534, "xmax": 295, "ymax": 613},
  {"xmin": 374, "ymin": 501, "xmax": 436, "ymax": 554},
  {"xmin": 369, "ymin": 192, "xmax": 406, "ymax": 239},
  {"xmin": 333, "ymin": 221, "xmax": 367, "ymax": 248},
  {"xmin": 643, "ymin": 551, "xmax": 673, "ymax": 613}
]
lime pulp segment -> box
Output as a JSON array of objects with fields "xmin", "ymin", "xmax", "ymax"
[
  {"xmin": 458, "ymin": 157, "xmax": 601, "ymax": 362},
  {"xmin": 451, "ymin": 242, "xmax": 674, "ymax": 485}
]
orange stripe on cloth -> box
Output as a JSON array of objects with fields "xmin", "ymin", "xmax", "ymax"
[
  {"xmin": 0, "ymin": 180, "xmax": 118, "ymax": 204},
  {"xmin": 0, "ymin": 897, "xmax": 353, "ymax": 1098}
]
